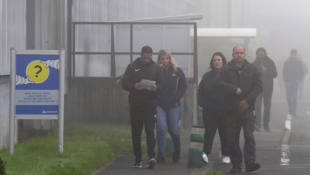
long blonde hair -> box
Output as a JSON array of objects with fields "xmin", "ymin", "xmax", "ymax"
[{"xmin": 156, "ymin": 49, "xmax": 178, "ymax": 72}]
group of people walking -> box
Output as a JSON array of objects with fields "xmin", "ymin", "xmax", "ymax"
[
  {"xmin": 122, "ymin": 46, "xmax": 187, "ymax": 169},
  {"xmin": 121, "ymin": 45, "xmax": 306, "ymax": 174}
]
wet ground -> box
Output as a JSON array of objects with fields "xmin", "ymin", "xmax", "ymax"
[{"xmin": 95, "ymin": 87, "xmax": 310, "ymax": 175}]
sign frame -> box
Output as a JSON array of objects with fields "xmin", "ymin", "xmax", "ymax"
[{"xmin": 9, "ymin": 48, "xmax": 65, "ymax": 155}]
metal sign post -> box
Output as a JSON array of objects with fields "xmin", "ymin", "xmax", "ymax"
[{"xmin": 9, "ymin": 48, "xmax": 65, "ymax": 155}]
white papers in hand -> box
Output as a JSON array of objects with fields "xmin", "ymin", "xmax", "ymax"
[{"xmin": 138, "ymin": 79, "xmax": 156, "ymax": 91}]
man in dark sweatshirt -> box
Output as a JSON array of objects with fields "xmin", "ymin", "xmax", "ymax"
[
  {"xmin": 283, "ymin": 49, "xmax": 304, "ymax": 117},
  {"xmin": 122, "ymin": 46, "xmax": 165, "ymax": 169},
  {"xmin": 252, "ymin": 47, "xmax": 278, "ymax": 132},
  {"xmin": 215, "ymin": 46, "xmax": 263, "ymax": 174}
]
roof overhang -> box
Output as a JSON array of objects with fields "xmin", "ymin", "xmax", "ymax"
[
  {"xmin": 191, "ymin": 28, "xmax": 257, "ymax": 38},
  {"xmin": 117, "ymin": 14, "xmax": 203, "ymax": 22}
]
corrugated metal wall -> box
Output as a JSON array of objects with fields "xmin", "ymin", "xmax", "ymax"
[
  {"xmin": 0, "ymin": 0, "xmax": 26, "ymax": 150},
  {"xmin": 0, "ymin": 0, "xmax": 26, "ymax": 75}
]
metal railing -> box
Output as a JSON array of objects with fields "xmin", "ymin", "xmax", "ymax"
[{"xmin": 69, "ymin": 21, "xmax": 198, "ymax": 84}]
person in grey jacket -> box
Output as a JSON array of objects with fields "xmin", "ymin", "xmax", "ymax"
[
  {"xmin": 215, "ymin": 46, "xmax": 263, "ymax": 174},
  {"xmin": 283, "ymin": 49, "xmax": 304, "ymax": 117}
]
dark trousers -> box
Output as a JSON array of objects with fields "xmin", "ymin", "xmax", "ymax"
[
  {"xmin": 130, "ymin": 105, "xmax": 157, "ymax": 162},
  {"xmin": 226, "ymin": 110, "xmax": 256, "ymax": 168},
  {"xmin": 202, "ymin": 109, "xmax": 229, "ymax": 156},
  {"xmin": 285, "ymin": 81, "xmax": 299, "ymax": 116},
  {"xmin": 255, "ymin": 89, "xmax": 273, "ymax": 127}
]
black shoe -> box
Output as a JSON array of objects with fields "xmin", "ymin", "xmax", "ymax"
[
  {"xmin": 133, "ymin": 161, "xmax": 142, "ymax": 168},
  {"xmin": 254, "ymin": 124, "xmax": 261, "ymax": 131},
  {"xmin": 230, "ymin": 166, "xmax": 242, "ymax": 174},
  {"xmin": 156, "ymin": 154, "xmax": 165, "ymax": 163},
  {"xmin": 147, "ymin": 157, "xmax": 156, "ymax": 169},
  {"xmin": 264, "ymin": 125, "xmax": 270, "ymax": 132},
  {"xmin": 172, "ymin": 151, "xmax": 180, "ymax": 162},
  {"xmin": 246, "ymin": 162, "xmax": 260, "ymax": 172}
]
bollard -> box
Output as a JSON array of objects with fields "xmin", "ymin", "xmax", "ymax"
[
  {"xmin": 165, "ymin": 133, "xmax": 174, "ymax": 156},
  {"xmin": 187, "ymin": 125, "xmax": 205, "ymax": 168}
]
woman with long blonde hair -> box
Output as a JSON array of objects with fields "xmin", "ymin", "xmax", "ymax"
[{"xmin": 155, "ymin": 49, "xmax": 187, "ymax": 163}]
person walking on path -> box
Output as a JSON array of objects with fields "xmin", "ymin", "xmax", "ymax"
[
  {"xmin": 283, "ymin": 49, "xmax": 304, "ymax": 117},
  {"xmin": 155, "ymin": 49, "xmax": 187, "ymax": 163},
  {"xmin": 215, "ymin": 46, "xmax": 263, "ymax": 174},
  {"xmin": 297, "ymin": 55, "xmax": 308, "ymax": 100},
  {"xmin": 198, "ymin": 52, "xmax": 230, "ymax": 164},
  {"xmin": 122, "ymin": 46, "xmax": 165, "ymax": 169},
  {"xmin": 252, "ymin": 47, "xmax": 277, "ymax": 132}
]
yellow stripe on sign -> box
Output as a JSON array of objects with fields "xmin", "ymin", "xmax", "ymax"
[
  {"xmin": 190, "ymin": 142, "xmax": 204, "ymax": 149},
  {"xmin": 191, "ymin": 127, "xmax": 205, "ymax": 135}
]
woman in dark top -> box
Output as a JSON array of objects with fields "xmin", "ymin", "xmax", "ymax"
[
  {"xmin": 156, "ymin": 49, "xmax": 187, "ymax": 163},
  {"xmin": 198, "ymin": 52, "xmax": 230, "ymax": 164}
]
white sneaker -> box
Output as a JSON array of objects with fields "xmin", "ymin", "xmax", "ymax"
[
  {"xmin": 222, "ymin": 156, "xmax": 231, "ymax": 164},
  {"xmin": 202, "ymin": 152, "xmax": 208, "ymax": 163}
]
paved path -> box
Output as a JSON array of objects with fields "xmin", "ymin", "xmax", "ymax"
[{"xmin": 95, "ymin": 91, "xmax": 310, "ymax": 175}]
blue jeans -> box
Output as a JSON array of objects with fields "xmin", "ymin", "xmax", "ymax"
[{"xmin": 156, "ymin": 106, "xmax": 181, "ymax": 155}]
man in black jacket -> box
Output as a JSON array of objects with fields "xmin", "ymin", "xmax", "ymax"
[
  {"xmin": 215, "ymin": 46, "xmax": 263, "ymax": 174},
  {"xmin": 252, "ymin": 47, "xmax": 278, "ymax": 131},
  {"xmin": 283, "ymin": 49, "xmax": 304, "ymax": 117},
  {"xmin": 122, "ymin": 46, "xmax": 165, "ymax": 169}
]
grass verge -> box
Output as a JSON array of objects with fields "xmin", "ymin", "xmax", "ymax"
[{"xmin": 0, "ymin": 123, "xmax": 143, "ymax": 175}]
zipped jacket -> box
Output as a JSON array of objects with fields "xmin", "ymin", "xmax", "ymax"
[
  {"xmin": 198, "ymin": 70, "xmax": 224, "ymax": 112},
  {"xmin": 215, "ymin": 59, "xmax": 263, "ymax": 110},
  {"xmin": 122, "ymin": 57, "xmax": 165, "ymax": 107},
  {"xmin": 157, "ymin": 67, "xmax": 187, "ymax": 109}
]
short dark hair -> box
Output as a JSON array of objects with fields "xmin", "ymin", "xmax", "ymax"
[
  {"xmin": 256, "ymin": 47, "xmax": 267, "ymax": 55},
  {"xmin": 233, "ymin": 46, "xmax": 246, "ymax": 53},
  {"xmin": 141, "ymin": 46, "xmax": 153, "ymax": 54},
  {"xmin": 209, "ymin": 52, "xmax": 227, "ymax": 71},
  {"xmin": 291, "ymin": 49, "xmax": 297, "ymax": 54}
]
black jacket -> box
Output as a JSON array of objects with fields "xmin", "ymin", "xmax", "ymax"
[
  {"xmin": 215, "ymin": 59, "xmax": 263, "ymax": 111},
  {"xmin": 122, "ymin": 57, "xmax": 165, "ymax": 107},
  {"xmin": 283, "ymin": 57, "xmax": 304, "ymax": 82},
  {"xmin": 252, "ymin": 56, "xmax": 277, "ymax": 91},
  {"xmin": 157, "ymin": 67, "xmax": 187, "ymax": 109},
  {"xmin": 198, "ymin": 70, "xmax": 224, "ymax": 112}
]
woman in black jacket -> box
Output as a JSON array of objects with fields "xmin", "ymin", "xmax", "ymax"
[
  {"xmin": 156, "ymin": 49, "xmax": 187, "ymax": 163},
  {"xmin": 198, "ymin": 52, "xmax": 230, "ymax": 164}
]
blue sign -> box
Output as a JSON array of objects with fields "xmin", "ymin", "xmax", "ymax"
[{"xmin": 15, "ymin": 54, "xmax": 60, "ymax": 115}]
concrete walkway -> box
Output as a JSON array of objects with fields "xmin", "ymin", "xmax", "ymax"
[{"xmin": 94, "ymin": 92, "xmax": 310, "ymax": 175}]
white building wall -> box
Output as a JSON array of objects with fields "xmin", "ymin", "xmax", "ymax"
[
  {"xmin": 0, "ymin": 0, "xmax": 26, "ymax": 75},
  {"xmin": 0, "ymin": 0, "xmax": 26, "ymax": 150}
]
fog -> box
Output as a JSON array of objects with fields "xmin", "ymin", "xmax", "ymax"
[{"xmin": 201, "ymin": 0, "xmax": 310, "ymax": 99}]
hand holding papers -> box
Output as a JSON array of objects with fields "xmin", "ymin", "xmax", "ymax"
[{"xmin": 138, "ymin": 79, "xmax": 156, "ymax": 91}]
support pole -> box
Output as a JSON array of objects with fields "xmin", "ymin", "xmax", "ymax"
[
  {"xmin": 58, "ymin": 48, "xmax": 65, "ymax": 153},
  {"xmin": 9, "ymin": 48, "xmax": 16, "ymax": 155}
]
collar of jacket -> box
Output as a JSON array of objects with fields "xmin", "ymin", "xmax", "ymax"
[{"xmin": 227, "ymin": 59, "xmax": 251, "ymax": 71}]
